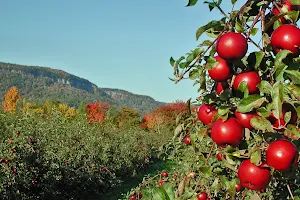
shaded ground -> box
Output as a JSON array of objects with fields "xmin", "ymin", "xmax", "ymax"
[{"xmin": 99, "ymin": 159, "xmax": 174, "ymax": 200}]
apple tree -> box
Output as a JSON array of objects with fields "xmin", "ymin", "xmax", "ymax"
[{"xmin": 126, "ymin": 0, "xmax": 300, "ymax": 199}]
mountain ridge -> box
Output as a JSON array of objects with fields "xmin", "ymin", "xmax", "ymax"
[{"xmin": 0, "ymin": 62, "xmax": 166, "ymax": 114}]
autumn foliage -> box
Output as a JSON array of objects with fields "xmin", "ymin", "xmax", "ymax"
[
  {"xmin": 141, "ymin": 101, "xmax": 189, "ymax": 130},
  {"xmin": 86, "ymin": 102, "xmax": 110, "ymax": 124},
  {"xmin": 2, "ymin": 86, "xmax": 21, "ymax": 114}
]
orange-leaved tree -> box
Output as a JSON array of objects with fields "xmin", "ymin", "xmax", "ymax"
[
  {"xmin": 141, "ymin": 101, "xmax": 190, "ymax": 131},
  {"xmin": 2, "ymin": 86, "xmax": 21, "ymax": 114},
  {"xmin": 86, "ymin": 102, "xmax": 110, "ymax": 124}
]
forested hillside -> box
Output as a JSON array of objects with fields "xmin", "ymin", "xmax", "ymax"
[{"xmin": 0, "ymin": 62, "xmax": 165, "ymax": 114}]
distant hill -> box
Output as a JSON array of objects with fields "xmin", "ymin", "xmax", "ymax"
[{"xmin": 0, "ymin": 62, "xmax": 166, "ymax": 114}]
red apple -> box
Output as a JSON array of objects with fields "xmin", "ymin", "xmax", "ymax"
[
  {"xmin": 161, "ymin": 171, "xmax": 168, "ymax": 177},
  {"xmin": 272, "ymin": 0, "xmax": 293, "ymax": 23},
  {"xmin": 136, "ymin": 193, "xmax": 143, "ymax": 199},
  {"xmin": 216, "ymin": 153, "xmax": 224, "ymax": 161},
  {"xmin": 183, "ymin": 135, "xmax": 192, "ymax": 145},
  {"xmin": 208, "ymin": 56, "xmax": 232, "ymax": 81},
  {"xmin": 235, "ymin": 183, "xmax": 243, "ymax": 192},
  {"xmin": 215, "ymin": 81, "xmax": 229, "ymax": 95},
  {"xmin": 216, "ymin": 32, "xmax": 248, "ymax": 61},
  {"xmin": 238, "ymin": 159, "xmax": 271, "ymax": 190},
  {"xmin": 234, "ymin": 110, "xmax": 259, "ymax": 130},
  {"xmin": 266, "ymin": 139, "xmax": 298, "ymax": 171},
  {"xmin": 158, "ymin": 180, "xmax": 165, "ymax": 187},
  {"xmin": 271, "ymin": 24, "xmax": 300, "ymax": 55},
  {"xmin": 211, "ymin": 118, "xmax": 244, "ymax": 147},
  {"xmin": 101, "ymin": 167, "xmax": 109, "ymax": 172},
  {"xmin": 268, "ymin": 103, "xmax": 297, "ymax": 131},
  {"xmin": 197, "ymin": 104, "xmax": 217, "ymax": 125},
  {"xmin": 130, "ymin": 195, "xmax": 136, "ymax": 200},
  {"xmin": 197, "ymin": 192, "xmax": 208, "ymax": 200},
  {"xmin": 233, "ymin": 71, "xmax": 261, "ymax": 94}
]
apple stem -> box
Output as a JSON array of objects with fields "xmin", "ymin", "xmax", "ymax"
[
  {"xmin": 273, "ymin": 1, "xmax": 282, "ymax": 13},
  {"xmin": 247, "ymin": 12, "xmax": 261, "ymax": 39},
  {"xmin": 260, "ymin": 1, "xmax": 269, "ymax": 51},
  {"xmin": 243, "ymin": 33, "xmax": 264, "ymax": 52},
  {"xmin": 287, "ymin": 184, "xmax": 295, "ymax": 200},
  {"xmin": 205, "ymin": 144, "xmax": 215, "ymax": 165}
]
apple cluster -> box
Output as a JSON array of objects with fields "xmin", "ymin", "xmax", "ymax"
[{"xmin": 190, "ymin": 3, "xmax": 300, "ymax": 192}]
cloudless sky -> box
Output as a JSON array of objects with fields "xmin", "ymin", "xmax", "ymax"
[{"xmin": 0, "ymin": 0, "xmax": 248, "ymax": 103}]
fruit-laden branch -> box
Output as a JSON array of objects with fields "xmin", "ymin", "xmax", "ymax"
[
  {"xmin": 175, "ymin": 34, "xmax": 223, "ymax": 83},
  {"xmin": 175, "ymin": 0, "xmax": 264, "ymax": 84}
]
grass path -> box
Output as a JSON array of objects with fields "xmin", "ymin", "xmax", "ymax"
[{"xmin": 99, "ymin": 159, "xmax": 175, "ymax": 200}]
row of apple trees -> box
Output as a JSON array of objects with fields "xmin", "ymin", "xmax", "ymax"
[{"xmin": 125, "ymin": 0, "xmax": 300, "ymax": 200}]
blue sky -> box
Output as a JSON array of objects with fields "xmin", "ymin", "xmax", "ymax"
[{"xmin": 0, "ymin": 0, "xmax": 247, "ymax": 103}]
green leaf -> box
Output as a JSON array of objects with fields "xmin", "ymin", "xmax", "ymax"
[
  {"xmin": 235, "ymin": 20, "xmax": 244, "ymax": 33},
  {"xmin": 209, "ymin": 44, "xmax": 217, "ymax": 57},
  {"xmin": 170, "ymin": 57, "xmax": 175, "ymax": 67},
  {"xmin": 155, "ymin": 185, "xmax": 171, "ymax": 200},
  {"xmin": 237, "ymin": 81, "xmax": 249, "ymax": 98},
  {"xmin": 256, "ymin": 107, "xmax": 271, "ymax": 118},
  {"xmin": 253, "ymin": 51, "xmax": 264, "ymax": 69},
  {"xmin": 237, "ymin": 95, "xmax": 267, "ymax": 113},
  {"xmin": 189, "ymin": 69, "xmax": 199, "ymax": 80},
  {"xmin": 206, "ymin": 29, "xmax": 219, "ymax": 38},
  {"xmin": 196, "ymin": 20, "xmax": 224, "ymax": 40},
  {"xmin": 231, "ymin": 0, "xmax": 237, "ymax": 5},
  {"xmin": 193, "ymin": 48, "xmax": 204, "ymax": 58},
  {"xmin": 199, "ymin": 40, "xmax": 213, "ymax": 47},
  {"xmin": 220, "ymin": 175, "xmax": 230, "ymax": 188},
  {"xmin": 274, "ymin": 50, "xmax": 292, "ymax": 78},
  {"xmin": 199, "ymin": 166, "xmax": 212, "ymax": 178},
  {"xmin": 197, "ymin": 128, "xmax": 208, "ymax": 141},
  {"xmin": 287, "ymin": 84, "xmax": 300, "ymax": 100},
  {"xmin": 275, "ymin": 65, "xmax": 288, "ymax": 82},
  {"xmin": 250, "ymin": 116, "xmax": 274, "ymax": 133},
  {"xmin": 186, "ymin": 0, "xmax": 198, "ymax": 7},
  {"xmin": 285, "ymin": 70, "xmax": 300, "ymax": 84},
  {"xmin": 186, "ymin": 53, "xmax": 195, "ymax": 63},
  {"xmin": 179, "ymin": 62, "xmax": 187, "ymax": 69},
  {"xmin": 290, "ymin": 10, "xmax": 300, "ymax": 23},
  {"xmin": 226, "ymin": 155, "xmax": 236, "ymax": 165},
  {"xmin": 199, "ymin": 69, "xmax": 206, "ymax": 91},
  {"xmin": 227, "ymin": 180, "xmax": 237, "ymax": 197},
  {"xmin": 250, "ymin": 28, "xmax": 259, "ymax": 36},
  {"xmin": 211, "ymin": 178, "xmax": 219, "ymax": 196},
  {"xmin": 258, "ymin": 81, "xmax": 272, "ymax": 95},
  {"xmin": 173, "ymin": 124, "xmax": 184, "ymax": 140},
  {"xmin": 164, "ymin": 183, "xmax": 175, "ymax": 200},
  {"xmin": 206, "ymin": 56, "xmax": 218, "ymax": 70},
  {"xmin": 204, "ymin": 1, "xmax": 218, "ymax": 11},
  {"xmin": 250, "ymin": 149, "xmax": 261, "ymax": 166},
  {"xmin": 218, "ymin": 105, "xmax": 230, "ymax": 116},
  {"xmin": 275, "ymin": 50, "xmax": 291, "ymax": 68},
  {"xmin": 284, "ymin": 125, "xmax": 300, "ymax": 140},
  {"xmin": 288, "ymin": 0, "xmax": 300, "ymax": 5},
  {"xmin": 271, "ymin": 82, "xmax": 284, "ymax": 119}
]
